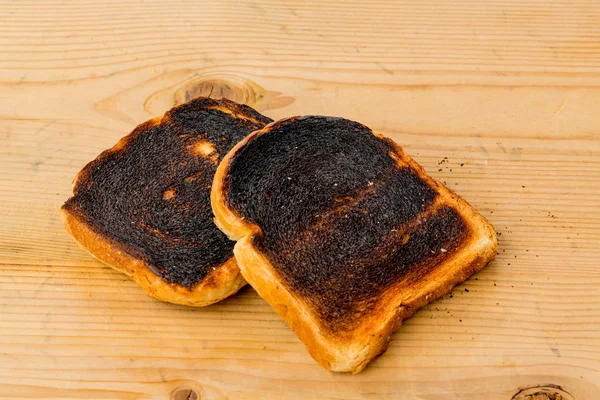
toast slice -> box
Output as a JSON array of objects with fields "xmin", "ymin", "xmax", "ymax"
[
  {"xmin": 62, "ymin": 98, "xmax": 272, "ymax": 306},
  {"xmin": 212, "ymin": 116, "xmax": 497, "ymax": 372}
]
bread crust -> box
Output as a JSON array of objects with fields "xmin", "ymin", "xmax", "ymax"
[
  {"xmin": 211, "ymin": 117, "xmax": 497, "ymax": 372},
  {"xmin": 62, "ymin": 207, "xmax": 246, "ymax": 307}
]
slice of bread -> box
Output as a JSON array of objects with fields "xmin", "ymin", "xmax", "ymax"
[
  {"xmin": 212, "ymin": 116, "xmax": 497, "ymax": 372},
  {"xmin": 62, "ymin": 98, "xmax": 272, "ymax": 306}
]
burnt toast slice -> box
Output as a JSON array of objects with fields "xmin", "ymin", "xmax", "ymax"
[
  {"xmin": 62, "ymin": 98, "xmax": 272, "ymax": 306},
  {"xmin": 211, "ymin": 116, "xmax": 497, "ymax": 372}
]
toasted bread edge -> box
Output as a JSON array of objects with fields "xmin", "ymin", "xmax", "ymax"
[
  {"xmin": 61, "ymin": 207, "xmax": 246, "ymax": 307},
  {"xmin": 211, "ymin": 119, "xmax": 498, "ymax": 372}
]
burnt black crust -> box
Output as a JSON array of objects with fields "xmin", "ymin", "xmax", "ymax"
[
  {"xmin": 225, "ymin": 116, "xmax": 469, "ymax": 332},
  {"xmin": 63, "ymin": 97, "xmax": 272, "ymax": 287}
]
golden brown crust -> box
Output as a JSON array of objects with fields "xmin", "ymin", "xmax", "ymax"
[
  {"xmin": 210, "ymin": 133, "xmax": 260, "ymax": 241},
  {"xmin": 211, "ymin": 118, "xmax": 497, "ymax": 372},
  {"xmin": 62, "ymin": 207, "xmax": 246, "ymax": 307}
]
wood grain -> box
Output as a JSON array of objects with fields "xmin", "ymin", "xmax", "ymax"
[{"xmin": 1, "ymin": 0, "xmax": 599, "ymax": 398}]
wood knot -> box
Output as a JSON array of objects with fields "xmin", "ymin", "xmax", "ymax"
[
  {"xmin": 172, "ymin": 77, "xmax": 294, "ymax": 112},
  {"xmin": 143, "ymin": 72, "xmax": 294, "ymax": 115},
  {"xmin": 176, "ymin": 79, "xmax": 246, "ymax": 105},
  {"xmin": 166, "ymin": 380, "xmax": 226, "ymax": 400},
  {"xmin": 171, "ymin": 387, "xmax": 199, "ymax": 400},
  {"xmin": 511, "ymin": 385, "xmax": 575, "ymax": 400}
]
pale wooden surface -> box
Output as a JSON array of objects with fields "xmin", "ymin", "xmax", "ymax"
[{"xmin": 1, "ymin": 1, "xmax": 599, "ymax": 399}]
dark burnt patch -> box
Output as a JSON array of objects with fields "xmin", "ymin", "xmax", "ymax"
[
  {"xmin": 63, "ymin": 97, "xmax": 271, "ymax": 287},
  {"xmin": 226, "ymin": 116, "xmax": 408, "ymax": 241},
  {"xmin": 225, "ymin": 116, "xmax": 470, "ymax": 332},
  {"xmin": 256, "ymin": 205, "xmax": 468, "ymax": 332}
]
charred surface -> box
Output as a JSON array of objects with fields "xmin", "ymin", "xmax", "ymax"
[
  {"xmin": 63, "ymin": 98, "xmax": 271, "ymax": 287},
  {"xmin": 225, "ymin": 116, "xmax": 470, "ymax": 332}
]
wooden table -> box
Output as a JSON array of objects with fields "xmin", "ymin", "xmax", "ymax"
[{"xmin": 2, "ymin": 1, "xmax": 599, "ymax": 399}]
